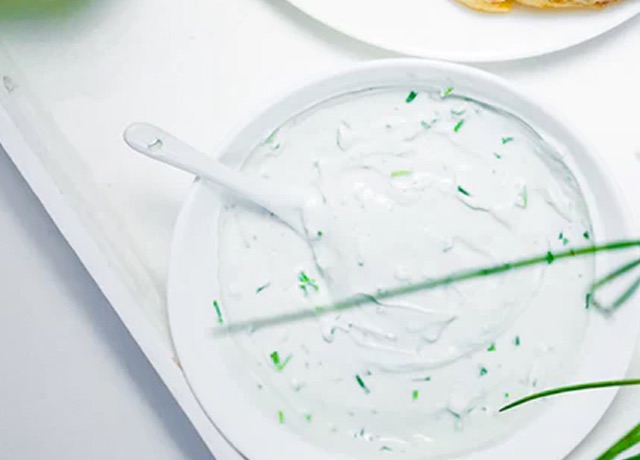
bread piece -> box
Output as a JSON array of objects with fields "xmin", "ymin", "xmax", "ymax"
[
  {"xmin": 456, "ymin": 0, "xmax": 513, "ymax": 12},
  {"xmin": 455, "ymin": 0, "xmax": 618, "ymax": 11}
]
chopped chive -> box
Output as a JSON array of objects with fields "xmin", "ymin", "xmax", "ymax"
[
  {"xmin": 457, "ymin": 185, "xmax": 471, "ymax": 197},
  {"xmin": 355, "ymin": 374, "xmax": 370, "ymax": 394},
  {"xmin": 494, "ymin": 152, "xmax": 502, "ymax": 159},
  {"xmin": 546, "ymin": 251, "xmax": 555, "ymax": 264},
  {"xmin": 270, "ymin": 351, "xmax": 292, "ymax": 371},
  {"xmin": 391, "ymin": 169, "xmax": 412, "ymax": 178},
  {"xmin": 559, "ymin": 232, "xmax": 564, "ymax": 240},
  {"xmin": 412, "ymin": 390, "xmax": 420, "ymax": 401},
  {"xmin": 412, "ymin": 376, "xmax": 432, "ymax": 382},
  {"xmin": 256, "ymin": 283, "xmax": 271, "ymax": 294},
  {"xmin": 584, "ymin": 231, "xmax": 590, "ymax": 240},
  {"xmin": 298, "ymin": 271, "xmax": 319, "ymax": 295},
  {"xmin": 316, "ymin": 230, "xmax": 323, "ymax": 237},
  {"xmin": 502, "ymin": 137, "xmax": 514, "ymax": 145},
  {"xmin": 421, "ymin": 118, "xmax": 439, "ymax": 130},
  {"xmin": 487, "ymin": 342, "xmax": 496, "ymax": 352},
  {"xmin": 380, "ymin": 446, "xmax": 393, "ymax": 452},
  {"xmin": 453, "ymin": 120, "xmax": 465, "ymax": 132},
  {"xmin": 442, "ymin": 87, "xmax": 454, "ymax": 96},
  {"xmin": 278, "ymin": 410, "xmax": 285, "ymax": 424},
  {"xmin": 406, "ymin": 90, "xmax": 418, "ymax": 103},
  {"xmin": 265, "ymin": 128, "xmax": 279, "ymax": 144},
  {"xmin": 212, "ymin": 300, "xmax": 224, "ymax": 324},
  {"xmin": 304, "ymin": 413, "xmax": 312, "ymax": 423},
  {"xmin": 505, "ymin": 392, "xmax": 510, "ymax": 399},
  {"xmin": 480, "ymin": 367, "xmax": 488, "ymax": 377},
  {"xmin": 514, "ymin": 336, "xmax": 521, "ymax": 346},
  {"xmin": 586, "ymin": 292, "xmax": 592, "ymax": 310},
  {"xmin": 516, "ymin": 186, "xmax": 528, "ymax": 209}
]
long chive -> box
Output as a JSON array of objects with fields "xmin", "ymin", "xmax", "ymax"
[
  {"xmin": 591, "ymin": 258, "xmax": 640, "ymax": 291},
  {"xmin": 214, "ymin": 240, "xmax": 640, "ymax": 334},
  {"xmin": 500, "ymin": 379, "xmax": 640, "ymax": 412},
  {"xmin": 597, "ymin": 422, "xmax": 640, "ymax": 460}
]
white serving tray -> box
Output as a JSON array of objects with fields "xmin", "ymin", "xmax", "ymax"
[{"xmin": 0, "ymin": 1, "xmax": 639, "ymax": 458}]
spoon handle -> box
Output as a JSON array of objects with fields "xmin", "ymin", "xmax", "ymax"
[{"xmin": 124, "ymin": 122, "xmax": 307, "ymax": 234}]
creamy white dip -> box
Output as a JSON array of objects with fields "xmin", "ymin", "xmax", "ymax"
[{"xmin": 214, "ymin": 88, "xmax": 594, "ymax": 459}]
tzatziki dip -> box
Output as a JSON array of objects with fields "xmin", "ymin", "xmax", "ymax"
[{"xmin": 214, "ymin": 87, "xmax": 594, "ymax": 459}]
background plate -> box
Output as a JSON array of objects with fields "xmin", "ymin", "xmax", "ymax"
[{"xmin": 285, "ymin": 0, "xmax": 640, "ymax": 62}]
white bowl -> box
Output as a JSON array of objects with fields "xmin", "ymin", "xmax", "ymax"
[{"xmin": 167, "ymin": 59, "xmax": 640, "ymax": 460}]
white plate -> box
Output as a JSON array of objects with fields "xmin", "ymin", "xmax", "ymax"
[
  {"xmin": 168, "ymin": 60, "xmax": 640, "ymax": 460},
  {"xmin": 285, "ymin": 0, "xmax": 640, "ymax": 62}
]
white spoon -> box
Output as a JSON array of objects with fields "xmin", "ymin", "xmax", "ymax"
[{"xmin": 123, "ymin": 122, "xmax": 313, "ymax": 236}]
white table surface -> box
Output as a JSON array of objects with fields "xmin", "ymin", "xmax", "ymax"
[
  {"xmin": 1, "ymin": 1, "xmax": 640, "ymax": 458},
  {"xmin": 0, "ymin": 146, "xmax": 211, "ymax": 460}
]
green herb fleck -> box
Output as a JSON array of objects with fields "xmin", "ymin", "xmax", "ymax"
[
  {"xmin": 412, "ymin": 376, "xmax": 432, "ymax": 382},
  {"xmin": 380, "ymin": 446, "xmax": 393, "ymax": 452},
  {"xmin": 412, "ymin": 390, "xmax": 420, "ymax": 401},
  {"xmin": 391, "ymin": 170, "xmax": 412, "ymax": 178},
  {"xmin": 212, "ymin": 300, "xmax": 224, "ymax": 324},
  {"xmin": 316, "ymin": 230, "xmax": 323, "ymax": 238},
  {"xmin": 518, "ymin": 186, "xmax": 528, "ymax": 208},
  {"xmin": 514, "ymin": 336, "xmax": 521, "ymax": 346},
  {"xmin": 502, "ymin": 137, "xmax": 514, "ymax": 145},
  {"xmin": 584, "ymin": 231, "xmax": 590, "ymax": 240},
  {"xmin": 270, "ymin": 351, "xmax": 292, "ymax": 371},
  {"xmin": 265, "ymin": 128, "xmax": 279, "ymax": 145},
  {"xmin": 442, "ymin": 87, "xmax": 454, "ymax": 97},
  {"xmin": 453, "ymin": 119, "xmax": 465, "ymax": 132},
  {"xmin": 421, "ymin": 118, "xmax": 438, "ymax": 130},
  {"xmin": 586, "ymin": 292, "xmax": 592, "ymax": 310},
  {"xmin": 457, "ymin": 185, "xmax": 471, "ymax": 197},
  {"xmin": 256, "ymin": 283, "xmax": 271, "ymax": 294},
  {"xmin": 304, "ymin": 413, "xmax": 312, "ymax": 423},
  {"xmin": 505, "ymin": 392, "xmax": 510, "ymax": 399},
  {"xmin": 278, "ymin": 410, "xmax": 285, "ymax": 424},
  {"xmin": 355, "ymin": 375, "xmax": 370, "ymax": 394},
  {"xmin": 480, "ymin": 367, "xmax": 488, "ymax": 377},
  {"xmin": 406, "ymin": 90, "xmax": 418, "ymax": 103},
  {"xmin": 546, "ymin": 251, "xmax": 555, "ymax": 264},
  {"xmin": 487, "ymin": 342, "xmax": 496, "ymax": 352},
  {"xmin": 494, "ymin": 152, "xmax": 502, "ymax": 159},
  {"xmin": 451, "ymin": 109, "xmax": 466, "ymax": 117},
  {"xmin": 298, "ymin": 271, "xmax": 319, "ymax": 296},
  {"xmin": 558, "ymin": 233, "xmax": 569, "ymax": 245}
]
